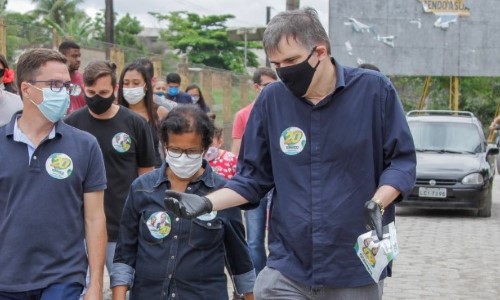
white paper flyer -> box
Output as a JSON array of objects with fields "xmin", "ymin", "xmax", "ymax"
[{"xmin": 353, "ymin": 222, "xmax": 399, "ymax": 283}]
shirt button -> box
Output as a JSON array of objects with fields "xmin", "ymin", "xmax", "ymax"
[
  {"xmin": 207, "ymin": 223, "xmax": 212, "ymax": 227},
  {"xmin": 175, "ymin": 217, "xmax": 179, "ymax": 222},
  {"xmin": 33, "ymin": 156, "xmax": 37, "ymax": 160},
  {"xmin": 187, "ymin": 187, "xmax": 191, "ymax": 190},
  {"xmin": 172, "ymin": 293, "xmax": 176, "ymax": 298},
  {"xmin": 171, "ymin": 256, "xmax": 175, "ymax": 259},
  {"xmin": 168, "ymin": 274, "xmax": 172, "ymax": 278},
  {"xmin": 174, "ymin": 235, "xmax": 178, "ymax": 239}
]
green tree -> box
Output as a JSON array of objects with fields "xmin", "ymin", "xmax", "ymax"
[
  {"xmin": 44, "ymin": 16, "xmax": 94, "ymax": 42},
  {"xmin": 115, "ymin": 13, "xmax": 144, "ymax": 50},
  {"xmin": 151, "ymin": 11, "xmax": 259, "ymax": 73},
  {"xmin": 0, "ymin": 0, "xmax": 8, "ymax": 14},
  {"xmin": 31, "ymin": 0, "xmax": 84, "ymax": 27},
  {"xmin": 3, "ymin": 11, "xmax": 49, "ymax": 60}
]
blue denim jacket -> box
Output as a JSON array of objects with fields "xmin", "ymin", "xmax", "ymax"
[{"xmin": 111, "ymin": 161, "xmax": 255, "ymax": 299}]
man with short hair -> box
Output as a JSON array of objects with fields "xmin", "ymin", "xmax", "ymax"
[
  {"xmin": 0, "ymin": 48, "xmax": 107, "ymax": 299},
  {"xmin": 165, "ymin": 72, "xmax": 192, "ymax": 104},
  {"xmin": 65, "ymin": 60, "xmax": 156, "ymax": 276},
  {"xmin": 165, "ymin": 7, "xmax": 416, "ymax": 299},
  {"xmin": 59, "ymin": 40, "xmax": 85, "ymax": 114}
]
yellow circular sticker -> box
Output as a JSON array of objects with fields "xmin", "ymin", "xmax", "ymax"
[
  {"xmin": 280, "ymin": 127, "xmax": 306, "ymax": 155},
  {"xmin": 45, "ymin": 153, "xmax": 73, "ymax": 179}
]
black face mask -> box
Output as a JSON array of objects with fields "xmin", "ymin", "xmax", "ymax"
[
  {"xmin": 85, "ymin": 94, "xmax": 115, "ymax": 115},
  {"xmin": 0, "ymin": 69, "xmax": 5, "ymax": 77},
  {"xmin": 276, "ymin": 47, "xmax": 320, "ymax": 98}
]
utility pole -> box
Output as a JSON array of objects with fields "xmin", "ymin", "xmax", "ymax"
[
  {"xmin": 105, "ymin": 0, "xmax": 114, "ymax": 59},
  {"xmin": 286, "ymin": 0, "xmax": 300, "ymax": 10}
]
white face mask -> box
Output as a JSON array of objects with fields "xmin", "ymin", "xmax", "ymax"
[
  {"xmin": 191, "ymin": 96, "xmax": 200, "ymax": 103},
  {"xmin": 123, "ymin": 86, "xmax": 145, "ymax": 105},
  {"xmin": 204, "ymin": 146, "xmax": 219, "ymax": 161},
  {"xmin": 165, "ymin": 152, "xmax": 203, "ymax": 179}
]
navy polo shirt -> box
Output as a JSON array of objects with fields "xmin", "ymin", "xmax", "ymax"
[
  {"xmin": 226, "ymin": 60, "xmax": 416, "ymax": 288},
  {"xmin": 0, "ymin": 114, "xmax": 107, "ymax": 292}
]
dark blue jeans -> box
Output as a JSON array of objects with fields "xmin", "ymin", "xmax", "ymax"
[
  {"xmin": 244, "ymin": 194, "xmax": 269, "ymax": 275},
  {"xmin": 0, "ymin": 283, "xmax": 83, "ymax": 300}
]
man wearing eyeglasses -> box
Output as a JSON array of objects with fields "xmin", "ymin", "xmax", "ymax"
[
  {"xmin": 65, "ymin": 60, "xmax": 156, "ymax": 282},
  {"xmin": 59, "ymin": 40, "xmax": 85, "ymax": 115},
  {"xmin": 0, "ymin": 48, "xmax": 107, "ymax": 299}
]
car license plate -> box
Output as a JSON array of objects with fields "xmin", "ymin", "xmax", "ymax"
[{"xmin": 418, "ymin": 187, "xmax": 447, "ymax": 198}]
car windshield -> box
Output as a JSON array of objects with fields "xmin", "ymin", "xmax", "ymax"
[{"xmin": 409, "ymin": 121, "xmax": 482, "ymax": 153}]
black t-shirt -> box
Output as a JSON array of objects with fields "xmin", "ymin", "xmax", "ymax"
[{"xmin": 65, "ymin": 106, "xmax": 156, "ymax": 241}]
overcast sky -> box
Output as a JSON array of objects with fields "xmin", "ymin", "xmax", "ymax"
[{"xmin": 7, "ymin": 0, "xmax": 329, "ymax": 30}]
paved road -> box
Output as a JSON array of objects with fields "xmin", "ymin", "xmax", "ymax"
[
  {"xmin": 383, "ymin": 175, "xmax": 500, "ymax": 300},
  {"xmin": 103, "ymin": 176, "xmax": 500, "ymax": 299}
]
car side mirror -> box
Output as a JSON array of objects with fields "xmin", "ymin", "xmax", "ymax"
[{"xmin": 486, "ymin": 146, "xmax": 499, "ymax": 156}]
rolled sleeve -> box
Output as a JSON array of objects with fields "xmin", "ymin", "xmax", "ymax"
[
  {"xmin": 233, "ymin": 269, "xmax": 256, "ymax": 294},
  {"xmin": 379, "ymin": 80, "xmax": 417, "ymax": 200},
  {"xmin": 110, "ymin": 262, "xmax": 135, "ymax": 288},
  {"xmin": 222, "ymin": 207, "xmax": 256, "ymax": 292}
]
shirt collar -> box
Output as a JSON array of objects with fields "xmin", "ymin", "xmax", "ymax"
[
  {"xmin": 332, "ymin": 57, "xmax": 346, "ymax": 91},
  {"xmin": 6, "ymin": 112, "xmax": 63, "ymax": 139},
  {"xmin": 153, "ymin": 160, "xmax": 217, "ymax": 188}
]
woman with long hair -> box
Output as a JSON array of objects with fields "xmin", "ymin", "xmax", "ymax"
[
  {"xmin": 117, "ymin": 62, "xmax": 168, "ymax": 167},
  {"xmin": 185, "ymin": 84, "xmax": 210, "ymax": 112}
]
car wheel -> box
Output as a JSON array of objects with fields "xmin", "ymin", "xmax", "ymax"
[{"xmin": 477, "ymin": 187, "xmax": 492, "ymax": 218}]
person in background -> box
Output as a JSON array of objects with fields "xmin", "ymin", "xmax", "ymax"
[
  {"xmin": 165, "ymin": 7, "xmax": 416, "ymax": 299},
  {"xmin": 206, "ymin": 126, "xmax": 238, "ymax": 179},
  {"xmin": 65, "ymin": 60, "xmax": 156, "ymax": 281},
  {"xmin": 58, "ymin": 40, "xmax": 86, "ymax": 115},
  {"xmin": 0, "ymin": 54, "xmax": 18, "ymax": 94},
  {"xmin": 231, "ymin": 67, "xmax": 278, "ymax": 278},
  {"xmin": 117, "ymin": 62, "xmax": 168, "ymax": 168},
  {"xmin": 231, "ymin": 67, "xmax": 277, "ymax": 155},
  {"xmin": 185, "ymin": 83, "xmax": 210, "ymax": 112},
  {"xmin": 153, "ymin": 78, "xmax": 178, "ymax": 111},
  {"xmin": 0, "ymin": 89, "xmax": 22, "ymax": 127},
  {"xmin": 165, "ymin": 72, "xmax": 192, "ymax": 104},
  {"xmin": 0, "ymin": 48, "xmax": 107, "ymax": 299},
  {"xmin": 110, "ymin": 105, "xmax": 255, "ymax": 300}
]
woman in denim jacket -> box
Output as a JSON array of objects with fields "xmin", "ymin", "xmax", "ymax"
[{"xmin": 110, "ymin": 105, "xmax": 256, "ymax": 299}]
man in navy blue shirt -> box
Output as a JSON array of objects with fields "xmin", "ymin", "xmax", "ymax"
[
  {"xmin": 165, "ymin": 72, "xmax": 192, "ymax": 104},
  {"xmin": 165, "ymin": 7, "xmax": 416, "ymax": 299},
  {"xmin": 0, "ymin": 48, "xmax": 107, "ymax": 299}
]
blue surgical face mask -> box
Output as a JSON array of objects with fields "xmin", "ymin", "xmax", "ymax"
[
  {"xmin": 29, "ymin": 85, "xmax": 70, "ymax": 123},
  {"xmin": 168, "ymin": 86, "xmax": 179, "ymax": 97}
]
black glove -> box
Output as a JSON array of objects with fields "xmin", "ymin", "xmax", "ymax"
[
  {"xmin": 164, "ymin": 191, "xmax": 213, "ymax": 219},
  {"xmin": 364, "ymin": 200, "xmax": 383, "ymax": 240}
]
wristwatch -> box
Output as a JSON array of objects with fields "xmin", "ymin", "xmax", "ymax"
[{"xmin": 371, "ymin": 197, "xmax": 385, "ymax": 215}]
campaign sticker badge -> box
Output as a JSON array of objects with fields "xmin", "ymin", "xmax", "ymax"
[
  {"xmin": 197, "ymin": 211, "xmax": 218, "ymax": 221},
  {"xmin": 45, "ymin": 153, "xmax": 73, "ymax": 179},
  {"xmin": 112, "ymin": 132, "xmax": 131, "ymax": 153},
  {"xmin": 279, "ymin": 127, "xmax": 306, "ymax": 155},
  {"xmin": 147, "ymin": 211, "xmax": 171, "ymax": 239}
]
